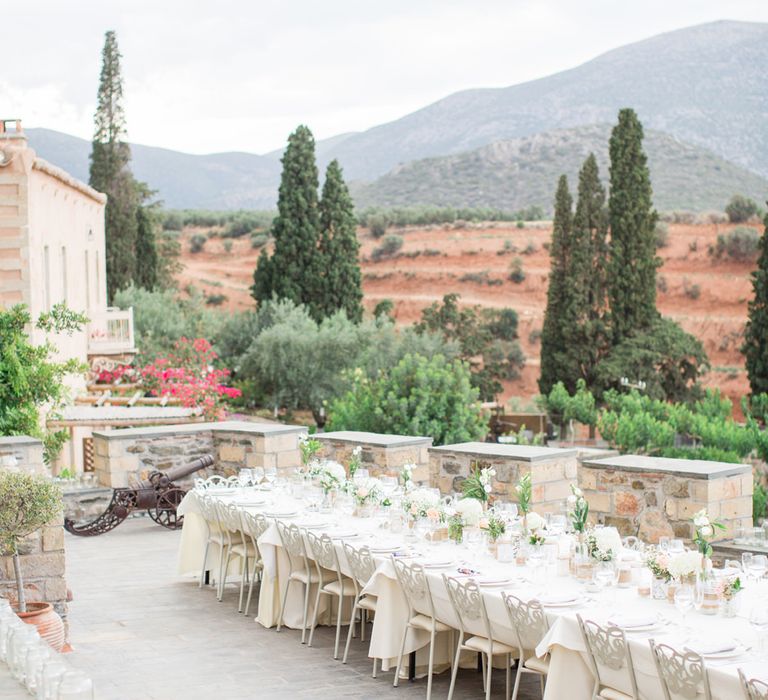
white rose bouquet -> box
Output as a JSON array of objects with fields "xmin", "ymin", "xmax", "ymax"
[
  {"xmin": 525, "ymin": 511, "xmax": 546, "ymax": 545},
  {"xmin": 454, "ymin": 497, "xmax": 483, "ymax": 527},
  {"xmin": 310, "ymin": 460, "xmax": 347, "ymax": 493},
  {"xmin": 352, "ymin": 476, "xmax": 382, "ymax": 506},
  {"xmin": 588, "ymin": 526, "xmax": 622, "ymax": 562},
  {"xmin": 668, "ymin": 550, "xmax": 702, "ymax": 580},
  {"xmin": 691, "ymin": 509, "xmax": 725, "ymax": 558},
  {"xmin": 403, "ymin": 487, "xmax": 442, "ymax": 520}
]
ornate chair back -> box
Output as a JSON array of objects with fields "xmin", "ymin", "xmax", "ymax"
[
  {"xmin": 650, "ymin": 641, "xmax": 712, "ymax": 700},
  {"xmin": 503, "ymin": 593, "xmax": 549, "ymax": 654},
  {"xmin": 739, "ymin": 669, "xmax": 768, "ymax": 700},
  {"xmin": 577, "ymin": 615, "xmax": 638, "ymax": 699},
  {"xmin": 443, "ymin": 575, "xmax": 493, "ymax": 643}
]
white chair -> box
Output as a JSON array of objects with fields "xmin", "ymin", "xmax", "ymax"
[
  {"xmin": 739, "ymin": 669, "xmax": 768, "ymax": 699},
  {"xmin": 577, "ymin": 615, "xmax": 639, "ymax": 699},
  {"xmin": 341, "ymin": 543, "xmax": 378, "ymax": 674},
  {"xmin": 217, "ymin": 503, "xmax": 252, "ymax": 603},
  {"xmin": 444, "ymin": 575, "xmax": 515, "ymax": 700},
  {"xmin": 650, "ymin": 640, "xmax": 712, "ymax": 700},
  {"xmin": 392, "ymin": 558, "xmax": 452, "ymax": 699},
  {"xmin": 239, "ymin": 510, "xmax": 269, "ymax": 615},
  {"xmin": 275, "ymin": 521, "xmax": 318, "ymax": 644},
  {"xmin": 502, "ymin": 593, "xmax": 550, "ymax": 700},
  {"xmin": 197, "ymin": 496, "xmax": 228, "ymax": 590},
  {"xmin": 305, "ymin": 531, "xmax": 357, "ymax": 659}
]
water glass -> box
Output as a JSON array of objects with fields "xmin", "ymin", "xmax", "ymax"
[
  {"xmin": 743, "ymin": 552, "xmax": 754, "ymax": 577},
  {"xmin": 251, "ymin": 467, "xmax": 265, "ymax": 485},
  {"xmin": 658, "ymin": 537, "xmax": 670, "ymax": 552},
  {"xmin": 264, "ymin": 466, "xmax": 277, "ymax": 487},
  {"xmin": 237, "ymin": 469, "xmax": 253, "ymax": 488},
  {"xmin": 352, "ymin": 468, "xmax": 369, "ymax": 483},
  {"xmin": 750, "ymin": 603, "xmax": 768, "ymax": 653},
  {"xmin": 750, "ymin": 554, "xmax": 768, "ymax": 582},
  {"xmin": 674, "ymin": 584, "xmax": 694, "ymax": 632}
]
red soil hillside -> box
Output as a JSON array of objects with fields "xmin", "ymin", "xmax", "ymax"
[{"xmin": 177, "ymin": 221, "xmax": 758, "ymax": 409}]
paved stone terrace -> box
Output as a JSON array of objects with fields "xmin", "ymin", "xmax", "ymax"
[{"xmin": 4, "ymin": 517, "xmax": 542, "ymax": 699}]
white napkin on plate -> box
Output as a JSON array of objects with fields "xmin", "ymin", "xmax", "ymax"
[
  {"xmin": 685, "ymin": 638, "xmax": 737, "ymax": 655},
  {"xmin": 538, "ymin": 593, "xmax": 577, "ymax": 605},
  {"xmin": 608, "ymin": 614, "xmax": 656, "ymax": 629}
]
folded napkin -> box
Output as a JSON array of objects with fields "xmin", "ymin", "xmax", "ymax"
[
  {"xmin": 685, "ymin": 639, "xmax": 737, "ymax": 656},
  {"xmin": 538, "ymin": 593, "xmax": 577, "ymax": 605},
  {"xmin": 608, "ymin": 614, "xmax": 656, "ymax": 629}
]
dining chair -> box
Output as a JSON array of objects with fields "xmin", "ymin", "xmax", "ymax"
[
  {"xmin": 305, "ymin": 531, "xmax": 357, "ymax": 659},
  {"xmin": 739, "ymin": 669, "xmax": 768, "ymax": 700},
  {"xmin": 392, "ymin": 558, "xmax": 452, "ymax": 700},
  {"xmin": 217, "ymin": 503, "xmax": 253, "ymax": 603},
  {"xmin": 502, "ymin": 593, "xmax": 550, "ymax": 700},
  {"xmin": 239, "ymin": 511, "xmax": 269, "ymax": 616},
  {"xmin": 649, "ymin": 640, "xmax": 712, "ymax": 700},
  {"xmin": 622, "ymin": 536, "xmax": 641, "ymax": 551},
  {"xmin": 577, "ymin": 615, "xmax": 639, "ymax": 700},
  {"xmin": 444, "ymin": 575, "xmax": 515, "ymax": 700},
  {"xmin": 341, "ymin": 543, "xmax": 379, "ymax": 675},
  {"xmin": 275, "ymin": 521, "xmax": 318, "ymax": 644},
  {"xmin": 197, "ymin": 496, "xmax": 227, "ymax": 590}
]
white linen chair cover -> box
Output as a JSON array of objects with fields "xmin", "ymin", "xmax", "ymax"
[
  {"xmin": 650, "ymin": 640, "xmax": 712, "ymax": 700},
  {"xmin": 444, "ymin": 575, "xmax": 514, "ymax": 700},
  {"xmin": 392, "ymin": 558, "xmax": 452, "ymax": 700},
  {"xmin": 577, "ymin": 614, "xmax": 639, "ymax": 700},
  {"xmin": 502, "ymin": 592, "xmax": 550, "ymax": 700}
]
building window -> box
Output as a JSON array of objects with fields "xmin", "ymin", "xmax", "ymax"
[
  {"xmin": 43, "ymin": 245, "xmax": 51, "ymax": 311},
  {"xmin": 60, "ymin": 246, "xmax": 67, "ymax": 303},
  {"xmin": 84, "ymin": 251, "xmax": 90, "ymax": 311}
]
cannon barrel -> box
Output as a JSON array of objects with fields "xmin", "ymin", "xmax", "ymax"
[{"xmin": 138, "ymin": 454, "xmax": 214, "ymax": 489}]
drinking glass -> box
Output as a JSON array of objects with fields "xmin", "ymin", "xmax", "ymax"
[
  {"xmin": 238, "ymin": 469, "xmax": 252, "ymax": 488},
  {"xmin": 380, "ymin": 476, "xmax": 398, "ymax": 497},
  {"xmin": 750, "ymin": 603, "xmax": 768, "ymax": 654},
  {"xmin": 251, "ymin": 467, "xmax": 265, "ymax": 486},
  {"xmin": 743, "ymin": 552, "xmax": 755, "ymax": 579},
  {"xmin": 56, "ymin": 671, "xmax": 94, "ymax": 700},
  {"xmin": 750, "ymin": 554, "xmax": 768, "ymax": 582},
  {"xmin": 353, "ymin": 468, "xmax": 369, "ymax": 483},
  {"xmin": 658, "ymin": 537, "xmax": 670, "ymax": 552},
  {"xmin": 264, "ymin": 466, "xmax": 277, "ymax": 487},
  {"xmin": 668, "ymin": 539, "xmax": 685, "ymax": 554},
  {"xmin": 548, "ymin": 514, "xmax": 567, "ymax": 536},
  {"xmin": 674, "ymin": 584, "xmax": 694, "ymax": 634}
]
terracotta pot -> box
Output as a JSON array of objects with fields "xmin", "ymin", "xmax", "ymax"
[{"xmin": 17, "ymin": 602, "xmax": 65, "ymax": 652}]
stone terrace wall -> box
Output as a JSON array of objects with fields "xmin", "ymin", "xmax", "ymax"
[
  {"xmin": 0, "ymin": 437, "xmax": 68, "ymax": 629},
  {"xmin": 580, "ymin": 454, "xmax": 753, "ymax": 543},
  {"xmin": 92, "ymin": 421, "xmax": 307, "ymax": 488},
  {"xmin": 429, "ymin": 442, "xmax": 578, "ymax": 513},
  {"xmin": 316, "ymin": 431, "xmax": 432, "ymax": 483}
]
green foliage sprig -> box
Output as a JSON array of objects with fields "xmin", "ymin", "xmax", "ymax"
[
  {"xmin": 516, "ymin": 472, "xmax": 532, "ymax": 515},
  {"xmin": 461, "ymin": 464, "xmax": 495, "ymax": 503}
]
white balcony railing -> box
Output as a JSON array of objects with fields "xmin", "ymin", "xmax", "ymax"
[{"xmin": 87, "ymin": 307, "xmax": 136, "ymax": 355}]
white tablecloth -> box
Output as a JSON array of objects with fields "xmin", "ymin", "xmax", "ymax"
[{"xmin": 177, "ymin": 490, "xmax": 767, "ymax": 697}]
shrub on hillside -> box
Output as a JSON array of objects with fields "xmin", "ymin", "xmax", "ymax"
[
  {"xmin": 368, "ymin": 213, "xmax": 388, "ymax": 238},
  {"xmin": 713, "ymin": 226, "xmax": 760, "ymax": 261},
  {"xmin": 509, "ymin": 258, "xmax": 525, "ymax": 283},
  {"xmin": 162, "ymin": 211, "xmax": 184, "ymax": 231},
  {"xmin": 725, "ymin": 195, "xmax": 758, "ymax": 223},
  {"xmin": 250, "ymin": 233, "xmax": 269, "ymax": 249},
  {"xmin": 371, "ymin": 234, "xmax": 403, "ymax": 260},
  {"xmin": 190, "ymin": 233, "xmax": 207, "ymax": 253},
  {"xmin": 654, "ymin": 221, "xmax": 669, "ymax": 248}
]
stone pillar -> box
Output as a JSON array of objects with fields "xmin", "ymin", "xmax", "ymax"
[
  {"xmin": 0, "ymin": 436, "xmax": 68, "ymax": 629},
  {"xmin": 579, "ymin": 454, "xmax": 753, "ymax": 543},
  {"xmin": 429, "ymin": 442, "xmax": 578, "ymax": 514},
  {"xmin": 92, "ymin": 421, "xmax": 307, "ymax": 487},
  {"xmin": 315, "ymin": 431, "xmax": 432, "ymax": 482}
]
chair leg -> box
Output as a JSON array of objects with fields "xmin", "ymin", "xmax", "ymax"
[
  {"xmin": 333, "ymin": 594, "xmax": 343, "ymax": 659},
  {"xmin": 215, "ymin": 543, "xmax": 226, "ymax": 594},
  {"xmin": 343, "ymin": 601, "xmax": 359, "ymax": 664},
  {"xmin": 244, "ymin": 561, "xmax": 259, "ymax": 617},
  {"xmin": 511, "ymin": 659, "xmax": 523, "ymax": 700},
  {"xmin": 300, "ymin": 579, "xmax": 311, "ymax": 644},
  {"xmin": 505, "ymin": 654, "xmax": 511, "ymax": 700},
  {"xmin": 277, "ymin": 578, "xmax": 291, "ymax": 633},
  {"xmin": 199, "ymin": 541, "xmax": 210, "ymax": 588},
  {"xmin": 539, "ymin": 673, "xmax": 545, "ymax": 697},
  {"xmin": 361, "ymin": 608, "xmax": 366, "ymax": 643},
  {"xmin": 426, "ymin": 626, "xmax": 436, "ymax": 700},
  {"xmin": 485, "ymin": 653, "xmax": 492, "ymax": 700},
  {"xmin": 447, "ymin": 635, "xmax": 462, "ymax": 700},
  {"xmin": 238, "ymin": 553, "xmax": 248, "ymax": 613},
  {"xmin": 307, "ymin": 584, "xmax": 323, "ymax": 648},
  {"xmin": 218, "ymin": 548, "xmax": 232, "ymax": 601},
  {"xmin": 393, "ymin": 625, "xmax": 409, "ymax": 688}
]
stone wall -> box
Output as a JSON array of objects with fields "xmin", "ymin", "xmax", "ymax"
[
  {"xmin": 580, "ymin": 454, "xmax": 753, "ymax": 543},
  {"xmin": 429, "ymin": 442, "xmax": 578, "ymax": 513},
  {"xmin": 0, "ymin": 437, "xmax": 68, "ymax": 630},
  {"xmin": 92, "ymin": 421, "xmax": 307, "ymax": 488},
  {"xmin": 316, "ymin": 431, "xmax": 432, "ymax": 482}
]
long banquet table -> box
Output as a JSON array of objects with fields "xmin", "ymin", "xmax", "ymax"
[{"xmin": 177, "ymin": 489, "xmax": 767, "ymax": 699}]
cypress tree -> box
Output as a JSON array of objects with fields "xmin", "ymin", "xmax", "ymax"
[
  {"xmin": 134, "ymin": 203, "xmax": 159, "ymax": 291},
  {"xmin": 251, "ymin": 125, "xmax": 322, "ymax": 318},
  {"xmin": 318, "ymin": 160, "xmax": 363, "ymax": 322},
  {"xmin": 607, "ymin": 108, "xmax": 660, "ymax": 343},
  {"xmin": 743, "ymin": 212, "xmax": 768, "ymax": 396},
  {"xmin": 539, "ymin": 175, "xmax": 574, "ymax": 395},
  {"xmin": 568, "ymin": 154, "xmax": 610, "ymax": 390},
  {"xmin": 89, "ymin": 30, "xmax": 139, "ymax": 302}
]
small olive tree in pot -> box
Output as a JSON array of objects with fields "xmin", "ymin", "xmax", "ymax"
[{"xmin": 0, "ymin": 470, "xmax": 62, "ymax": 613}]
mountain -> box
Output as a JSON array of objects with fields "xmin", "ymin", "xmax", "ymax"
[
  {"xmin": 351, "ymin": 124, "xmax": 768, "ymax": 213},
  {"xmin": 25, "ymin": 128, "xmax": 281, "ymax": 209},
  {"xmin": 323, "ymin": 20, "xmax": 768, "ymax": 181}
]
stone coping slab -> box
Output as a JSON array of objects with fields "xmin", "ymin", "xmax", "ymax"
[
  {"xmin": 316, "ymin": 431, "xmax": 432, "ymax": 448},
  {"xmin": 0, "ymin": 435, "xmax": 42, "ymax": 446},
  {"xmin": 582, "ymin": 454, "xmax": 750, "ymax": 480},
  {"xmin": 430, "ymin": 441, "xmax": 577, "ymax": 462},
  {"xmin": 92, "ymin": 420, "xmax": 307, "ymax": 441}
]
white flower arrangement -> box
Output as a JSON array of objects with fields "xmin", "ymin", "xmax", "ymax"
[
  {"xmin": 525, "ymin": 511, "xmax": 545, "ymax": 532},
  {"xmin": 588, "ymin": 526, "xmax": 622, "ymax": 562},
  {"xmin": 352, "ymin": 476, "xmax": 382, "ymax": 506},
  {"xmin": 668, "ymin": 550, "xmax": 703, "ymax": 580},
  {"xmin": 403, "ymin": 487, "xmax": 441, "ymax": 520},
  {"xmin": 454, "ymin": 497, "xmax": 483, "ymax": 527},
  {"xmin": 401, "ymin": 463, "xmax": 415, "ymax": 491},
  {"xmin": 309, "ymin": 459, "xmax": 347, "ymax": 493}
]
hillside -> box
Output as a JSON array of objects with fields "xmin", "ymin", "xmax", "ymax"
[
  {"xmin": 324, "ymin": 20, "xmax": 768, "ymax": 181},
  {"xmin": 352, "ymin": 125, "xmax": 768, "ymax": 213},
  {"xmin": 176, "ymin": 221, "xmax": 757, "ymax": 411}
]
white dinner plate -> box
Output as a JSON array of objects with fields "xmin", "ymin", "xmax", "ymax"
[
  {"xmin": 368, "ymin": 544, "xmax": 402, "ymax": 553},
  {"xmin": 539, "ymin": 595, "xmax": 585, "ymax": 607},
  {"xmin": 421, "ymin": 559, "xmax": 455, "ymax": 569},
  {"xmin": 206, "ymin": 487, "xmax": 236, "ymax": 496},
  {"xmin": 328, "ymin": 530, "xmax": 359, "ymax": 539},
  {"xmin": 263, "ymin": 510, "xmax": 298, "ymax": 518},
  {"xmin": 295, "ymin": 520, "xmax": 332, "ymax": 529},
  {"xmin": 685, "ymin": 641, "xmax": 745, "ymax": 659},
  {"xmin": 476, "ymin": 576, "xmax": 514, "ymax": 587}
]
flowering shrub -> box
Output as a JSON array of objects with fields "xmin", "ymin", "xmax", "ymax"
[
  {"xmin": 95, "ymin": 364, "xmax": 136, "ymax": 384},
  {"xmin": 139, "ymin": 337, "xmax": 241, "ymax": 420}
]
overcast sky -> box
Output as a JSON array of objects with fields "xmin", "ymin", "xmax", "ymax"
[{"xmin": 4, "ymin": 0, "xmax": 768, "ymax": 155}]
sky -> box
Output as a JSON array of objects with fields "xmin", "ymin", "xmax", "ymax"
[{"xmin": 4, "ymin": 0, "xmax": 768, "ymax": 155}]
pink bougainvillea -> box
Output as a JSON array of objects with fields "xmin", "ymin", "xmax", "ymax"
[{"xmin": 139, "ymin": 337, "xmax": 241, "ymax": 420}]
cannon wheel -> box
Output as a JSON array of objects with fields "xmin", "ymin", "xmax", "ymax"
[{"xmin": 149, "ymin": 487, "xmax": 187, "ymax": 529}]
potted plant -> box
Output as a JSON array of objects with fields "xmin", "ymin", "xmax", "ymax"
[{"xmin": 0, "ymin": 469, "xmax": 66, "ymax": 650}]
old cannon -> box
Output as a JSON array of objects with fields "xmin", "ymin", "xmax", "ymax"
[{"xmin": 64, "ymin": 454, "xmax": 215, "ymax": 536}]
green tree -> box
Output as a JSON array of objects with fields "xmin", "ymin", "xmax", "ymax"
[
  {"xmin": 743, "ymin": 212, "xmax": 768, "ymax": 396},
  {"xmin": 568, "ymin": 154, "xmax": 611, "ymax": 393},
  {"xmin": 725, "ymin": 194, "xmax": 758, "ymax": 224},
  {"xmin": 539, "ymin": 175, "xmax": 574, "ymax": 395},
  {"xmin": 0, "ymin": 304, "xmax": 87, "ymax": 461},
  {"xmin": 318, "ymin": 160, "xmax": 363, "ymax": 322},
  {"xmin": 134, "ymin": 196, "xmax": 160, "ymax": 291},
  {"xmin": 251, "ymin": 125, "xmax": 323, "ymax": 319},
  {"xmin": 607, "ymin": 109, "xmax": 660, "ymax": 343},
  {"xmin": 88, "ymin": 30, "xmax": 140, "ymax": 302},
  {"xmin": 327, "ymin": 353, "xmax": 486, "ymax": 445}
]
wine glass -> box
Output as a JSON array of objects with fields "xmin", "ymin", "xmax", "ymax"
[
  {"xmin": 674, "ymin": 584, "xmax": 694, "ymax": 636},
  {"xmin": 749, "ymin": 554, "xmax": 767, "ymax": 583},
  {"xmin": 750, "ymin": 603, "xmax": 768, "ymax": 655},
  {"xmin": 353, "ymin": 468, "xmax": 369, "ymax": 483},
  {"xmin": 237, "ymin": 468, "xmax": 252, "ymax": 488},
  {"xmin": 251, "ymin": 467, "xmax": 265, "ymax": 487},
  {"xmin": 380, "ymin": 475, "xmax": 398, "ymax": 497},
  {"xmin": 742, "ymin": 552, "xmax": 754, "ymax": 574},
  {"xmin": 658, "ymin": 536, "xmax": 670, "ymax": 552},
  {"xmin": 264, "ymin": 466, "xmax": 277, "ymax": 488}
]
